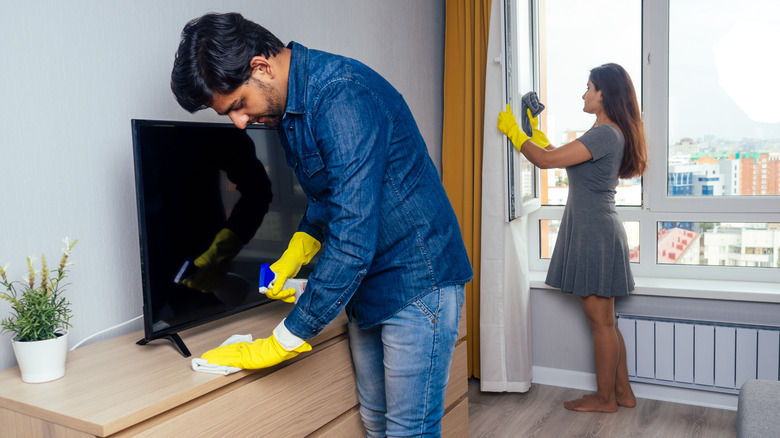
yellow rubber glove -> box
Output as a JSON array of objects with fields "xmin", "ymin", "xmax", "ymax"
[
  {"xmin": 497, "ymin": 105, "xmax": 551, "ymax": 151},
  {"xmin": 266, "ymin": 232, "xmax": 321, "ymax": 303},
  {"xmin": 182, "ymin": 228, "xmax": 243, "ymax": 292},
  {"xmin": 201, "ymin": 334, "xmax": 312, "ymax": 369},
  {"xmin": 497, "ymin": 104, "xmax": 530, "ymax": 151},
  {"xmin": 528, "ymin": 106, "xmax": 551, "ymax": 149}
]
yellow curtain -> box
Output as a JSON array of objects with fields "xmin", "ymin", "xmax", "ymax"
[{"xmin": 441, "ymin": 0, "xmax": 491, "ymax": 378}]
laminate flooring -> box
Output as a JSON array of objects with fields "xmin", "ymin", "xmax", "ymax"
[{"xmin": 467, "ymin": 379, "xmax": 738, "ymax": 438}]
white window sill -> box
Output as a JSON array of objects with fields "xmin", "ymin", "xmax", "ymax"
[{"xmin": 529, "ymin": 271, "xmax": 780, "ymax": 303}]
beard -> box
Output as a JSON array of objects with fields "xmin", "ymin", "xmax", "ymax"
[{"xmin": 249, "ymin": 78, "xmax": 285, "ymax": 128}]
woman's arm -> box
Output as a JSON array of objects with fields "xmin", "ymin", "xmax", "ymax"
[
  {"xmin": 497, "ymin": 104, "xmax": 592, "ymax": 169},
  {"xmin": 518, "ymin": 138, "xmax": 592, "ymax": 169}
]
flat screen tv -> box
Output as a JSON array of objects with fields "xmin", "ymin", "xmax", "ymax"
[{"xmin": 131, "ymin": 119, "xmax": 311, "ymax": 357}]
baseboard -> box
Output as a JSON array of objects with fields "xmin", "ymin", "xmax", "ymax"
[{"xmin": 532, "ymin": 366, "xmax": 738, "ymax": 411}]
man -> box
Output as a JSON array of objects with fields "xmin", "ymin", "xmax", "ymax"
[{"xmin": 171, "ymin": 12, "xmax": 472, "ymax": 437}]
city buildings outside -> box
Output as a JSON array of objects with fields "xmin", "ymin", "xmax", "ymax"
[{"xmin": 669, "ymin": 138, "xmax": 780, "ymax": 196}]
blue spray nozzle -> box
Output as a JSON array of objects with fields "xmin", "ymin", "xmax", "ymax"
[{"xmin": 258, "ymin": 263, "xmax": 275, "ymax": 289}]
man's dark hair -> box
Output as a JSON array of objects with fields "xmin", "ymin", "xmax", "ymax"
[{"xmin": 171, "ymin": 12, "xmax": 284, "ymax": 113}]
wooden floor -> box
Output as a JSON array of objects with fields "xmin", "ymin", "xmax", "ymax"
[{"xmin": 467, "ymin": 379, "xmax": 738, "ymax": 438}]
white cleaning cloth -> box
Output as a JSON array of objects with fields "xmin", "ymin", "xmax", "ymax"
[{"xmin": 191, "ymin": 334, "xmax": 253, "ymax": 375}]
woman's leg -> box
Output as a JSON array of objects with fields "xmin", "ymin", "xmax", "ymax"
[
  {"xmin": 579, "ymin": 324, "xmax": 636, "ymax": 407},
  {"xmin": 614, "ymin": 325, "xmax": 636, "ymax": 407},
  {"xmin": 564, "ymin": 294, "xmax": 621, "ymax": 412}
]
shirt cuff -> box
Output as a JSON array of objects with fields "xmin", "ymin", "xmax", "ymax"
[{"xmin": 274, "ymin": 318, "xmax": 306, "ymax": 350}]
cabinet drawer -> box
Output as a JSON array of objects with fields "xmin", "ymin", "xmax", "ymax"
[
  {"xmin": 123, "ymin": 338, "xmax": 357, "ymax": 437},
  {"xmin": 441, "ymin": 396, "xmax": 469, "ymax": 438},
  {"xmin": 0, "ymin": 407, "xmax": 94, "ymax": 438},
  {"xmin": 308, "ymin": 406, "xmax": 363, "ymax": 438}
]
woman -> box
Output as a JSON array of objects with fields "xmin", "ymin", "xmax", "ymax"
[{"xmin": 497, "ymin": 63, "xmax": 647, "ymax": 413}]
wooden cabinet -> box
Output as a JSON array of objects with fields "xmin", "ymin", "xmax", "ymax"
[{"xmin": 0, "ymin": 301, "xmax": 468, "ymax": 437}]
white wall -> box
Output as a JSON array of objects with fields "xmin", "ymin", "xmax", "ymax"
[{"xmin": 0, "ymin": 0, "xmax": 445, "ymax": 370}]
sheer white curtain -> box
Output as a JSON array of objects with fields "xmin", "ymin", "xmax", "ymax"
[{"xmin": 479, "ymin": 0, "xmax": 533, "ymax": 392}]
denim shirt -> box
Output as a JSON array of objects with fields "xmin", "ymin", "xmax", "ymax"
[{"xmin": 280, "ymin": 42, "xmax": 473, "ymax": 339}]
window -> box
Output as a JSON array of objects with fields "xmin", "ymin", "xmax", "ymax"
[
  {"xmin": 512, "ymin": 0, "xmax": 780, "ymax": 286},
  {"xmin": 504, "ymin": 0, "xmax": 541, "ymax": 220},
  {"xmin": 644, "ymin": 0, "xmax": 780, "ymax": 278},
  {"xmin": 668, "ymin": 0, "xmax": 780, "ymax": 199},
  {"xmin": 658, "ymin": 222, "xmax": 780, "ymax": 267},
  {"xmin": 540, "ymin": 0, "xmax": 642, "ymax": 207}
]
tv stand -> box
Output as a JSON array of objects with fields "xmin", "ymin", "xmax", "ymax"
[
  {"xmin": 136, "ymin": 333, "xmax": 191, "ymax": 358},
  {"xmin": 0, "ymin": 301, "xmax": 468, "ymax": 437}
]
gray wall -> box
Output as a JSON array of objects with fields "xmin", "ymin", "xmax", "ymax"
[
  {"xmin": 0, "ymin": 1, "xmax": 445, "ymax": 370},
  {"xmin": 532, "ymin": 288, "xmax": 780, "ymax": 374}
]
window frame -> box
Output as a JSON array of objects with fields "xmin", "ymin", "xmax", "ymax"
[
  {"xmin": 645, "ymin": 0, "xmax": 780, "ymax": 215},
  {"xmin": 517, "ymin": 0, "xmax": 780, "ymax": 286},
  {"xmin": 503, "ymin": 0, "xmax": 542, "ymax": 221}
]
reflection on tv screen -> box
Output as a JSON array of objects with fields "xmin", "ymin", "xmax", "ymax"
[{"xmin": 132, "ymin": 120, "xmax": 311, "ymax": 355}]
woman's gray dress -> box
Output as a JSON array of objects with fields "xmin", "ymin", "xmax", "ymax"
[{"xmin": 545, "ymin": 124, "xmax": 635, "ymax": 297}]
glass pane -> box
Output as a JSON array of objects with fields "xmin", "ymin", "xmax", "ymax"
[
  {"xmin": 541, "ymin": 220, "xmax": 640, "ymax": 263},
  {"xmin": 514, "ymin": 0, "xmax": 535, "ymax": 203},
  {"xmin": 542, "ymin": 0, "xmax": 642, "ymax": 206},
  {"xmin": 657, "ymin": 222, "xmax": 780, "ymax": 268},
  {"xmin": 668, "ymin": 0, "xmax": 780, "ymax": 197}
]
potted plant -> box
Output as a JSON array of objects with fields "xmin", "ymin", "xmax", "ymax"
[{"xmin": 0, "ymin": 238, "xmax": 77, "ymax": 383}]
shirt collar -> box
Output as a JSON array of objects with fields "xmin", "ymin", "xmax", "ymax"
[{"xmin": 284, "ymin": 41, "xmax": 308, "ymax": 116}]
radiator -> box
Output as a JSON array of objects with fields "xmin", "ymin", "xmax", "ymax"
[{"xmin": 616, "ymin": 314, "xmax": 780, "ymax": 394}]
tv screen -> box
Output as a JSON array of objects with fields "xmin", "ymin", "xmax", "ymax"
[{"xmin": 131, "ymin": 119, "xmax": 311, "ymax": 356}]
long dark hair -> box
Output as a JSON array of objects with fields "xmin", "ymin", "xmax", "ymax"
[
  {"xmin": 589, "ymin": 63, "xmax": 647, "ymax": 178},
  {"xmin": 171, "ymin": 12, "xmax": 284, "ymax": 113}
]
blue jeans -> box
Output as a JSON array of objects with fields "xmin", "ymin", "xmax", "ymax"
[{"xmin": 347, "ymin": 285, "xmax": 464, "ymax": 438}]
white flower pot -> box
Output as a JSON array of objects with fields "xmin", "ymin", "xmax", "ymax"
[{"xmin": 11, "ymin": 331, "xmax": 69, "ymax": 383}]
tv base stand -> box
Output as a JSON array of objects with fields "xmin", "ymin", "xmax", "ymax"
[{"xmin": 136, "ymin": 332, "xmax": 191, "ymax": 358}]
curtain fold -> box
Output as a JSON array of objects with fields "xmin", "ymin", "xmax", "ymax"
[
  {"xmin": 478, "ymin": 0, "xmax": 533, "ymax": 392},
  {"xmin": 441, "ymin": 0, "xmax": 492, "ymax": 378}
]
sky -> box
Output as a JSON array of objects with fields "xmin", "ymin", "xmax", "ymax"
[{"xmin": 541, "ymin": 0, "xmax": 780, "ymax": 145}]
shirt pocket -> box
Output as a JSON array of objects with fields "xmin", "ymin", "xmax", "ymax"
[
  {"xmin": 297, "ymin": 151, "xmax": 328, "ymax": 202},
  {"xmin": 299, "ymin": 152, "xmax": 325, "ymax": 178}
]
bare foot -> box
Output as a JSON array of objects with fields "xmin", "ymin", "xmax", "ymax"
[
  {"xmin": 583, "ymin": 392, "xmax": 636, "ymax": 408},
  {"xmin": 616, "ymin": 388, "xmax": 636, "ymax": 408},
  {"xmin": 563, "ymin": 394, "xmax": 618, "ymax": 413}
]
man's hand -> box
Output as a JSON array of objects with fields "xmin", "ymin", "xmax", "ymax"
[
  {"xmin": 201, "ymin": 333, "xmax": 312, "ymax": 369},
  {"xmin": 265, "ymin": 232, "xmax": 320, "ymax": 303}
]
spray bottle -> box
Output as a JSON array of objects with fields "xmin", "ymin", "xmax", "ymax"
[{"xmin": 258, "ymin": 263, "xmax": 307, "ymax": 303}]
